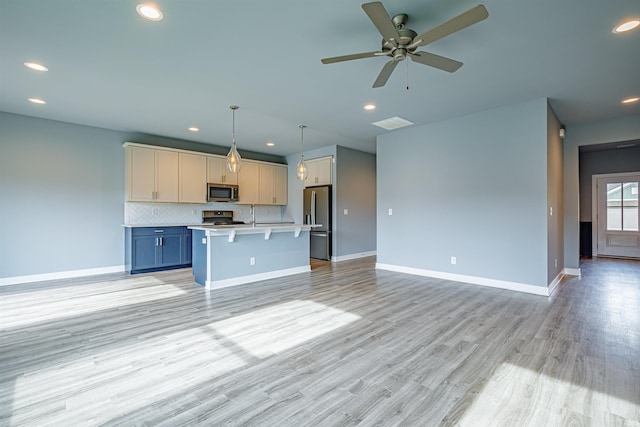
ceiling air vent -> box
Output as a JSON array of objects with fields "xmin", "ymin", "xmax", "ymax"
[{"xmin": 371, "ymin": 116, "xmax": 414, "ymax": 131}]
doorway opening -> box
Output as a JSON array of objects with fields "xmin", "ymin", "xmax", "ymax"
[{"xmin": 592, "ymin": 172, "xmax": 640, "ymax": 259}]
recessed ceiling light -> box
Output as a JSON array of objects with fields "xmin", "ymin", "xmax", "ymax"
[
  {"xmin": 364, "ymin": 104, "xmax": 376, "ymax": 110},
  {"xmin": 371, "ymin": 116, "xmax": 414, "ymax": 131},
  {"xmin": 136, "ymin": 3, "xmax": 163, "ymax": 21},
  {"xmin": 266, "ymin": 141, "xmax": 275, "ymax": 147},
  {"xmin": 613, "ymin": 19, "xmax": 640, "ymax": 33},
  {"xmin": 621, "ymin": 96, "xmax": 639, "ymax": 104},
  {"xmin": 24, "ymin": 62, "xmax": 48, "ymax": 71},
  {"xmin": 188, "ymin": 127, "xmax": 199, "ymax": 132},
  {"xmin": 28, "ymin": 98, "xmax": 46, "ymax": 104}
]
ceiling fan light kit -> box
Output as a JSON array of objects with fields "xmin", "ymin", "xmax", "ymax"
[{"xmin": 321, "ymin": 1, "xmax": 489, "ymax": 88}]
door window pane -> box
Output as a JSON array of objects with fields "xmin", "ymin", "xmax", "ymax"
[
  {"xmin": 607, "ymin": 183, "xmax": 622, "ymax": 231},
  {"xmin": 623, "ymin": 181, "xmax": 638, "ymax": 231}
]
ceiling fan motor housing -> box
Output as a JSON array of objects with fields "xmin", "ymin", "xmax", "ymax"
[{"xmin": 382, "ymin": 26, "xmax": 417, "ymax": 61}]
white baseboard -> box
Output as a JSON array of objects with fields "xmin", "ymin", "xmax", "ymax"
[
  {"xmin": 0, "ymin": 265, "xmax": 126, "ymax": 287},
  {"xmin": 331, "ymin": 251, "xmax": 377, "ymax": 262},
  {"xmin": 206, "ymin": 266, "xmax": 311, "ymax": 290},
  {"xmin": 563, "ymin": 267, "xmax": 581, "ymax": 276},
  {"xmin": 375, "ymin": 263, "xmax": 552, "ymax": 296},
  {"xmin": 547, "ymin": 271, "xmax": 565, "ymax": 296}
]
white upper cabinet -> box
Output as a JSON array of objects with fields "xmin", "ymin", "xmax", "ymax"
[
  {"xmin": 125, "ymin": 145, "xmax": 179, "ymax": 202},
  {"xmin": 207, "ymin": 156, "xmax": 238, "ymax": 185},
  {"xmin": 259, "ymin": 163, "xmax": 288, "ymax": 205},
  {"xmin": 237, "ymin": 160, "xmax": 260, "ymax": 205},
  {"xmin": 273, "ymin": 165, "xmax": 288, "ymax": 205},
  {"xmin": 304, "ymin": 156, "xmax": 332, "ymax": 187},
  {"xmin": 179, "ymin": 152, "xmax": 207, "ymax": 203},
  {"xmin": 125, "ymin": 142, "xmax": 287, "ymax": 206}
]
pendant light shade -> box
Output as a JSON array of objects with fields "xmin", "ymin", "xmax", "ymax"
[
  {"xmin": 296, "ymin": 125, "xmax": 308, "ymax": 181},
  {"xmin": 226, "ymin": 105, "xmax": 242, "ymax": 173}
]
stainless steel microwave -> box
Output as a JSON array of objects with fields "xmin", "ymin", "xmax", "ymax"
[{"xmin": 207, "ymin": 183, "xmax": 239, "ymax": 202}]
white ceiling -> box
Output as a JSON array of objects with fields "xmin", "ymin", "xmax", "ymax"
[{"xmin": 1, "ymin": 0, "xmax": 639, "ymax": 157}]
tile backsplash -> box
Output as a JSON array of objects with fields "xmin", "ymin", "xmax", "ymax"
[{"xmin": 125, "ymin": 202, "xmax": 289, "ymax": 225}]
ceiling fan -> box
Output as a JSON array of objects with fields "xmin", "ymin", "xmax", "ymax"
[{"xmin": 321, "ymin": 2, "xmax": 489, "ymax": 88}]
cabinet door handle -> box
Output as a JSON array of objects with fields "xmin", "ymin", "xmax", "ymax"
[
  {"xmin": 160, "ymin": 237, "xmax": 163, "ymax": 246},
  {"xmin": 155, "ymin": 237, "xmax": 159, "ymax": 246}
]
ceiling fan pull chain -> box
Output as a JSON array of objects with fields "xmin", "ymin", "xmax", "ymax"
[{"xmin": 406, "ymin": 58, "xmax": 410, "ymax": 91}]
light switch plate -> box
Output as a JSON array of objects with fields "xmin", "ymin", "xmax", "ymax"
[{"xmin": 344, "ymin": 209, "xmax": 349, "ymax": 215}]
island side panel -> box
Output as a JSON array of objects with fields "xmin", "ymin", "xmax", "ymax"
[
  {"xmin": 192, "ymin": 229, "xmax": 208, "ymax": 286},
  {"xmin": 209, "ymin": 231, "xmax": 310, "ymax": 284}
]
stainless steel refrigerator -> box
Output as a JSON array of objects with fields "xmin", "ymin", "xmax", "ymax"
[{"xmin": 303, "ymin": 185, "xmax": 332, "ymax": 260}]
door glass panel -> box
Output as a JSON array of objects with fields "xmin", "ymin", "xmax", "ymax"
[
  {"xmin": 623, "ymin": 181, "xmax": 638, "ymax": 231},
  {"xmin": 607, "ymin": 183, "xmax": 622, "ymax": 231}
]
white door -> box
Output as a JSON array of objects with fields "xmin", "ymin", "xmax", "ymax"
[{"xmin": 595, "ymin": 173, "xmax": 640, "ymax": 258}]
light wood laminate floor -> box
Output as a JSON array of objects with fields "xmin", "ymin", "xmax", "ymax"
[{"xmin": 1, "ymin": 257, "xmax": 639, "ymax": 426}]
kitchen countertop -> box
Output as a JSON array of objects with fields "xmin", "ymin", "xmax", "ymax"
[
  {"xmin": 123, "ymin": 222, "xmax": 301, "ymax": 228},
  {"xmin": 122, "ymin": 223, "xmax": 201, "ymax": 228},
  {"xmin": 189, "ymin": 223, "xmax": 320, "ymax": 243},
  {"xmin": 188, "ymin": 223, "xmax": 317, "ymax": 231}
]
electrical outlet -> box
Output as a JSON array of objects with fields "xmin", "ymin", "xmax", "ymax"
[
  {"xmin": 555, "ymin": 258, "xmax": 558, "ymax": 268},
  {"xmin": 201, "ymin": 238, "xmax": 206, "ymax": 244},
  {"xmin": 152, "ymin": 208, "xmax": 159, "ymax": 215},
  {"xmin": 550, "ymin": 206, "xmax": 553, "ymax": 216},
  {"xmin": 250, "ymin": 257, "xmax": 255, "ymax": 265},
  {"xmin": 388, "ymin": 208, "xmax": 393, "ymax": 216},
  {"xmin": 344, "ymin": 209, "xmax": 349, "ymax": 215},
  {"xmin": 451, "ymin": 256, "xmax": 457, "ymax": 265}
]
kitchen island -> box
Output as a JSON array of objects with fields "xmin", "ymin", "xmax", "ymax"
[{"xmin": 188, "ymin": 223, "xmax": 315, "ymax": 289}]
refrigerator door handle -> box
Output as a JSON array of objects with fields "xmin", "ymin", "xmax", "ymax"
[{"xmin": 311, "ymin": 191, "xmax": 316, "ymax": 225}]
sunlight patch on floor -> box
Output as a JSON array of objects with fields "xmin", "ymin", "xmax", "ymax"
[
  {"xmin": 9, "ymin": 299, "xmax": 360, "ymax": 425},
  {"xmin": 455, "ymin": 362, "xmax": 640, "ymax": 426},
  {"xmin": 209, "ymin": 299, "xmax": 362, "ymax": 358},
  {"xmin": 0, "ymin": 276, "xmax": 185, "ymax": 328}
]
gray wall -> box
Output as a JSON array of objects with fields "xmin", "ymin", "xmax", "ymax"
[
  {"xmin": 563, "ymin": 115, "xmax": 640, "ymax": 269},
  {"xmin": 0, "ymin": 112, "xmax": 125, "ymax": 278},
  {"xmin": 579, "ymin": 144, "xmax": 640, "ymax": 222},
  {"xmin": 546, "ymin": 103, "xmax": 564, "ymax": 283},
  {"xmin": 285, "ymin": 145, "xmax": 336, "ymax": 229},
  {"xmin": 377, "ymin": 98, "xmax": 550, "ymax": 287},
  {"xmin": 285, "ymin": 144, "xmax": 376, "ymax": 259},
  {"xmin": 335, "ymin": 146, "xmax": 376, "ymax": 257},
  {"xmin": 0, "ymin": 111, "xmax": 288, "ymax": 282}
]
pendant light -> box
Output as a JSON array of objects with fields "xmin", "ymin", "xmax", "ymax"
[
  {"xmin": 226, "ymin": 105, "xmax": 242, "ymax": 173},
  {"xmin": 296, "ymin": 125, "xmax": 308, "ymax": 181}
]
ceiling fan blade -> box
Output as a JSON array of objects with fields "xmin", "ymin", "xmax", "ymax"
[
  {"xmin": 408, "ymin": 4, "xmax": 489, "ymax": 49},
  {"xmin": 410, "ymin": 51, "xmax": 463, "ymax": 73},
  {"xmin": 362, "ymin": 2, "xmax": 401, "ymax": 47},
  {"xmin": 372, "ymin": 60, "xmax": 399, "ymax": 88},
  {"xmin": 321, "ymin": 51, "xmax": 383, "ymax": 64}
]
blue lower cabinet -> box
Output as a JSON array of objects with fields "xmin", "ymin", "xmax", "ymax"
[{"xmin": 125, "ymin": 226, "xmax": 192, "ymax": 274}]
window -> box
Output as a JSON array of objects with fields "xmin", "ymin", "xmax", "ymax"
[{"xmin": 607, "ymin": 182, "xmax": 639, "ymax": 231}]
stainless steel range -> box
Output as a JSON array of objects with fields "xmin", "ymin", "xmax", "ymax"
[{"xmin": 202, "ymin": 210, "xmax": 245, "ymax": 225}]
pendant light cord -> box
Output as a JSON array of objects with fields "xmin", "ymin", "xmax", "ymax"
[{"xmin": 232, "ymin": 107, "xmax": 236, "ymax": 147}]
